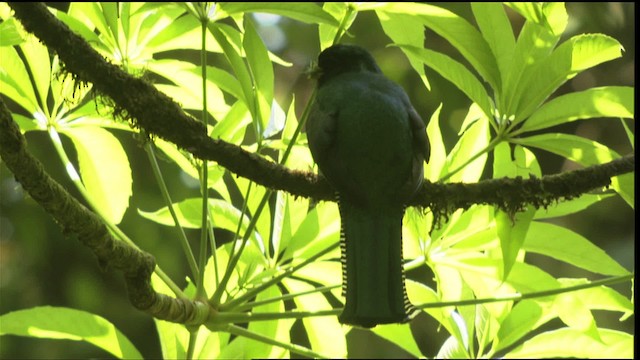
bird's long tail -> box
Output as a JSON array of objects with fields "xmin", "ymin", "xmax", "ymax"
[{"xmin": 337, "ymin": 199, "xmax": 418, "ymax": 328}]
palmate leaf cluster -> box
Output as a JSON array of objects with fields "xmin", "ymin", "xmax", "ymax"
[{"xmin": 0, "ymin": 2, "xmax": 633, "ymax": 359}]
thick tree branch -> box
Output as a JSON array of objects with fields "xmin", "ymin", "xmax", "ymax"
[
  {"xmin": 8, "ymin": 2, "xmax": 331, "ymax": 200},
  {"xmin": 0, "ymin": 98, "xmax": 207, "ymax": 324},
  {"xmin": 8, "ymin": 2, "xmax": 635, "ymax": 210}
]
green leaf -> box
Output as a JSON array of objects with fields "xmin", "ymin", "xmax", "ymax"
[
  {"xmin": 209, "ymin": 100, "xmax": 252, "ymax": 145},
  {"xmin": 513, "ymin": 133, "xmax": 618, "ymax": 166},
  {"xmin": 514, "ymin": 34, "xmax": 624, "ymax": 122},
  {"xmin": 0, "ymin": 43, "xmax": 39, "ymax": 113},
  {"xmin": 0, "ymin": 306, "xmax": 142, "ymax": 359},
  {"xmin": 493, "ymin": 143, "xmax": 537, "ymax": 279},
  {"xmin": 380, "ymin": 2, "xmax": 499, "ymax": 90},
  {"xmin": 147, "ymin": 60, "xmax": 231, "ymax": 119},
  {"xmin": 504, "ymin": 3, "xmax": 545, "ymax": 25},
  {"xmin": 283, "ymin": 202, "xmax": 340, "ymax": 262},
  {"xmin": 424, "ymin": 104, "xmax": 445, "ymax": 182},
  {"xmin": 558, "ymin": 278, "xmax": 634, "ymax": 315},
  {"xmin": 553, "ymin": 291, "xmax": 600, "ymax": 341},
  {"xmin": 406, "ymin": 280, "xmax": 456, "ymax": 336},
  {"xmin": 208, "ymin": 23, "xmax": 256, "ymax": 125},
  {"xmin": 217, "ymin": 2, "xmax": 339, "ymax": 26},
  {"xmin": 376, "ymin": 10, "xmax": 430, "ymax": 90},
  {"xmin": 500, "ymin": 20, "xmax": 560, "ymax": 117},
  {"xmin": 373, "ymin": 324, "xmax": 423, "ymax": 358},
  {"xmin": 495, "ymin": 300, "xmax": 544, "ymax": 353},
  {"xmin": 398, "ymin": 45, "xmax": 493, "ymax": 119},
  {"xmin": 245, "ymin": 286, "xmax": 292, "ymax": 358},
  {"xmin": 518, "ymin": 86, "xmax": 634, "ymax": 133},
  {"xmin": 620, "ymin": 118, "xmax": 634, "ymax": 150},
  {"xmin": 138, "ymin": 198, "xmax": 262, "ymax": 246},
  {"xmin": 523, "ymin": 222, "xmax": 629, "ymax": 276},
  {"xmin": 318, "ymin": 3, "xmax": 354, "ymax": 48},
  {"xmin": 470, "ymin": 3, "xmax": 514, "ymax": 92},
  {"xmin": 534, "ymin": 193, "xmax": 614, "ymax": 219},
  {"xmin": 283, "ymin": 278, "xmax": 346, "ymax": 358},
  {"xmin": 505, "ymin": 328, "xmax": 632, "ymax": 359},
  {"xmin": 243, "ymin": 17, "xmax": 274, "ymax": 139},
  {"xmin": 440, "ymin": 114, "xmax": 490, "ymax": 183},
  {"xmin": 495, "ymin": 205, "xmax": 535, "ymax": 280},
  {"xmin": 436, "ymin": 335, "xmax": 469, "ymax": 359},
  {"xmin": 19, "ymin": 30, "xmax": 51, "ymax": 110},
  {"xmin": 0, "ymin": 17, "xmax": 25, "ymax": 46},
  {"xmin": 62, "ymin": 127, "xmax": 132, "ymax": 224}
]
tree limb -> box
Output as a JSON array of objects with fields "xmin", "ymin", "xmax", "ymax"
[
  {"xmin": 7, "ymin": 2, "xmax": 635, "ymax": 210},
  {"xmin": 0, "ymin": 98, "xmax": 208, "ymax": 324}
]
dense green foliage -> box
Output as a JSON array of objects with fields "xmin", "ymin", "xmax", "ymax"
[{"xmin": 0, "ymin": 2, "xmax": 634, "ymax": 358}]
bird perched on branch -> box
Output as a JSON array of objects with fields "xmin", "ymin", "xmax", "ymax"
[{"xmin": 306, "ymin": 44, "xmax": 430, "ymax": 328}]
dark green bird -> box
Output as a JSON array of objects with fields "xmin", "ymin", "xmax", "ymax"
[{"xmin": 306, "ymin": 44, "xmax": 430, "ymax": 328}]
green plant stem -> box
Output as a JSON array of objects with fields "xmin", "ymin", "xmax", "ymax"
[
  {"xmin": 145, "ymin": 140, "xmax": 199, "ymax": 281},
  {"xmin": 417, "ymin": 273, "xmax": 634, "ymax": 309},
  {"xmin": 209, "ymin": 181, "xmax": 259, "ymax": 306},
  {"xmin": 47, "ymin": 125, "xmax": 186, "ymax": 298},
  {"xmin": 215, "ymin": 308, "xmax": 340, "ymax": 324},
  {"xmin": 224, "ymin": 324, "xmax": 330, "ymax": 359},
  {"xmin": 197, "ymin": 7, "xmax": 210, "ymax": 300},
  {"xmin": 332, "ymin": 3, "xmax": 357, "ymax": 45},
  {"xmin": 220, "ymin": 242, "xmax": 339, "ymax": 311},
  {"xmin": 186, "ymin": 328, "xmax": 198, "ymax": 360},
  {"xmin": 234, "ymin": 284, "xmax": 341, "ymax": 312}
]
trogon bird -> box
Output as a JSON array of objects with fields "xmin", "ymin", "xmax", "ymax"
[{"xmin": 306, "ymin": 44, "xmax": 430, "ymax": 328}]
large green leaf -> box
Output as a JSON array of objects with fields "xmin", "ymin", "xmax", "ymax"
[
  {"xmin": 373, "ymin": 323, "xmax": 423, "ymax": 358},
  {"xmin": 495, "ymin": 300, "xmax": 544, "ymax": 353},
  {"xmin": 380, "ymin": 2, "xmax": 499, "ymax": 90},
  {"xmin": 243, "ymin": 18, "xmax": 274, "ymax": 139},
  {"xmin": 470, "ymin": 3, "xmax": 514, "ymax": 92},
  {"xmin": 0, "ymin": 17, "xmax": 25, "ymax": 46},
  {"xmin": 62, "ymin": 127, "xmax": 132, "ymax": 224},
  {"xmin": 245, "ymin": 286, "xmax": 292, "ymax": 359},
  {"xmin": 493, "ymin": 143, "xmax": 537, "ymax": 279},
  {"xmin": 399, "ymin": 45, "xmax": 493, "ymax": 118},
  {"xmin": 283, "ymin": 278, "xmax": 346, "ymax": 358},
  {"xmin": 515, "ymin": 34, "xmax": 622, "ymax": 123},
  {"xmin": 500, "ymin": 20, "xmax": 561, "ymax": 117},
  {"xmin": 514, "ymin": 34, "xmax": 623, "ymax": 122},
  {"xmin": 518, "ymin": 86, "xmax": 633, "ymax": 133},
  {"xmin": 147, "ymin": 60, "xmax": 232, "ymax": 118},
  {"xmin": 424, "ymin": 104, "xmax": 445, "ymax": 182},
  {"xmin": 523, "ymin": 222, "xmax": 629, "ymax": 276},
  {"xmin": 138, "ymin": 198, "xmax": 264, "ymax": 252},
  {"xmin": 505, "ymin": 328, "xmax": 633, "ymax": 359},
  {"xmin": 376, "ymin": 10, "xmax": 430, "ymax": 90},
  {"xmin": 208, "ymin": 23, "xmax": 256, "ymax": 127},
  {"xmin": 0, "ymin": 306, "xmax": 142, "ymax": 359},
  {"xmin": 440, "ymin": 115, "xmax": 490, "ymax": 183},
  {"xmin": 0, "ymin": 44, "xmax": 39, "ymax": 114}
]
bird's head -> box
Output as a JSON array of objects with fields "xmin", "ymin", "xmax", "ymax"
[{"xmin": 308, "ymin": 44, "xmax": 382, "ymax": 86}]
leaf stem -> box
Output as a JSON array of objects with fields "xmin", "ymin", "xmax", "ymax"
[{"xmin": 224, "ymin": 324, "xmax": 330, "ymax": 358}]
